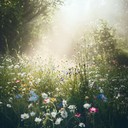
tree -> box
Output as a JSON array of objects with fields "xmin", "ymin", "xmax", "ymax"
[
  {"xmin": 93, "ymin": 20, "xmax": 117, "ymax": 65},
  {"xmin": 0, "ymin": 0, "xmax": 63, "ymax": 54}
]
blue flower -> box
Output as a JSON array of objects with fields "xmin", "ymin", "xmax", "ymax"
[
  {"xmin": 97, "ymin": 93, "xmax": 107, "ymax": 102},
  {"xmin": 28, "ymin": 90, "xmax": 39, "ymax": 102},
  {"xmin": 15, "ymin": 94, "xmax": 22, "ymax": 99},
  {"xmin": 29, "ymin": 96, "xmax": 38, "ymax": 102},
  {"xmin": 57, "ymin": 102, "xmax": 63, "ymax": 109},
  {"xmin": 30, "ymin": 90, "xmax": 36, "ymax": 95}
]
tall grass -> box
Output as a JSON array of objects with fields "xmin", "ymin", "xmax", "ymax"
[{"xmin": 0, "ymin": 21, "xmax": 128, "ymax": 128}]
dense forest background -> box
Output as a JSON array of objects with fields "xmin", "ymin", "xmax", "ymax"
[
  {"xmin": 0, "ymin": 0, "xmax": 128, "ymax": 56},
  {"xmin": 0, "ymin": 0, "xmax": 63, "ymax": 54}
]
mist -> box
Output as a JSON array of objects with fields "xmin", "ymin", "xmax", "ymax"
[{"xmin": 36, "ymin": 0, "xmax": 127, "ymax": 59}]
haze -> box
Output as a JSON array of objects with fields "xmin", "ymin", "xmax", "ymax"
[{"xmin": 36, "ymin": 0, "xmax": 127, "ymax": 60}]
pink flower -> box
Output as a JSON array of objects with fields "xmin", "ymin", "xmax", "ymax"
[
  {"xmin": 16, "ymin": 80, "xmax": 20, "ymax": 83},
  {"xmin": 43, "ymin": 98, "xmax": 50, "ymax": 103},
  {"xmin": 75, "ymin": 113, "xmax": 81, "ymax": 117},
  {"xmin": 89, "ymin": 107, "xmax": 98, "ymax": 113}
]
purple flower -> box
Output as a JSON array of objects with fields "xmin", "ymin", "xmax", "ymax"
[{"xmin": 97, "ymin": 93, "xmax": 107, "ymax": 102}]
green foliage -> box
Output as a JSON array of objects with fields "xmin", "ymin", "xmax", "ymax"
[
  {"xmin": 0, "ymin": 0, "xmax": 63, "ymax": 54},
  {"xmin": 0, "ymin": 18, "xmax": 128, "ymax": 128},
  {"xmin": 70, "ymin": 21, "xmax": 128, "ymax": 128},
  {"xmin": 0, "ymin": 50, "xmax": 128, "ymax": 128},
  {"xmin": 115, "ymin": 48, "xmax": 128, "ymax": 66},
  {"xmin": 93, "ymin": 20, "xmax": 117, "ymax": 65},
  {"xmin": 0, "ymin": 55, "xmax": 87, "ymax": 128}
]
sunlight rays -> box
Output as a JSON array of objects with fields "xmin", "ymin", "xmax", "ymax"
[{"xmin": 33, "ymin": 0, "xmax": 123, "ymax": 65}]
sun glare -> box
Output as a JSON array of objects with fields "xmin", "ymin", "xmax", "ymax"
[
  {"xmin": 38, "ymin": 0, "xmax": 90, "ymax": 60},
  {"xmin": 34, "ymin": 0, "xmax": 123, "ymax": 66}
]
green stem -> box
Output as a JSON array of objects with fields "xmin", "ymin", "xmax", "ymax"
[
  {"xmin": 65, "ymin": 116, "xmax": 80, "ymax": 128},
  {"xmin": 93, "ymin": 114, "xmax": 95, "ymax": 128}
]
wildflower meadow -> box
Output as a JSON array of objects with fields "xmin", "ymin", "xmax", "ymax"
[
  {"xmin": 0, "ymin": 0, "xmax": 128, "ymax": 128},
  {"xmin": 0, "ymin": 29, "xmax": 128, "ymax": 127}
]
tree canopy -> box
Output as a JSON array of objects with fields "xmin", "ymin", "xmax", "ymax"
[{"xmin": 0, "ymin": 0, "xmax": 63, "ymax": 54}]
